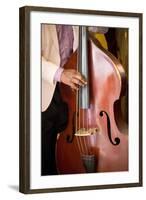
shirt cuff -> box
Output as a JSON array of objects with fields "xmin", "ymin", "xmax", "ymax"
[{"xmin": 54, "ymin": 67, "xmax": 64, "ymax": 83}]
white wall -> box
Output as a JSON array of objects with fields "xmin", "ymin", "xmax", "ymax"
[{"xmin": 0, "ymin": 0, "xmax": 145, "ymax": 199}]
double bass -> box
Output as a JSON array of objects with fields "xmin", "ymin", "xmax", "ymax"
[{"xmin": 56, "ymin": 26, "xmax": 128, "ymax": 174}]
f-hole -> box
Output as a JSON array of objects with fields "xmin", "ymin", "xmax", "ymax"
[{"xmin": 99, "ymin": 110, "xmax": 120, "ymax": 145}]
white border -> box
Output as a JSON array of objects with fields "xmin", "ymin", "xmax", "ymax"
[{"xmin": 30, "ymin": 11, "xmax": 140, "ymax": 189}]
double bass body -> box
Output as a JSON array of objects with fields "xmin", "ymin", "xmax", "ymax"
[{"xmin": 56, "ymin": 28, "xmax": 128, "ymax": 174}]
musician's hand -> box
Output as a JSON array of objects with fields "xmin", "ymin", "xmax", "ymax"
[{"xmin": 60, "ymin": 69, "xmax": 87, "ymax": 90}]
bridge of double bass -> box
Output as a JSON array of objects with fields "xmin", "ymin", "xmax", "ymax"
[{"xmin": 75, "ymin": 127, "xmax": 99, "ymax": 136}]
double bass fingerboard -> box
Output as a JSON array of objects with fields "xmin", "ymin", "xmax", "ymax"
[{"xmin": 78, "ymin": 26, "xmax": 89, "ymax": 109}]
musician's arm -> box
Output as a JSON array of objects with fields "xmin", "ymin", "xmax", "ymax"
[{"xmin": 42, "ymin": 56, "xmax": 59, "ymax": 85}]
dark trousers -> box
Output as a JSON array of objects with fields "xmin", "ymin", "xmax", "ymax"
[{"xmin": 41, "ymin": 84, "xmax": 68, "ymax": 175}]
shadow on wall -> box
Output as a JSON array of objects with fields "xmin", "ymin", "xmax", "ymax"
[{"xmin": 8, "ymin": 185, "xmax": 19, "ymax": 192}]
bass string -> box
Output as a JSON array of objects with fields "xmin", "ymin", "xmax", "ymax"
[
  {"xmin": 75, "ymin": 89, "xmax": 84, "ymax": 155},
  {"xmin": 82, "ymin": 108, "xmax": 89, "ymax": 155},
  {"xmin": 75, "ymin": 48, "xmax": 85, "ymax": 156},
  {"xmin": 80, "ymin": 25, "xmax": 90, "ymax": 156},
  {"xmin": 77, "ymin": 89, "xmax": 89, "ymax": 156},
  {"xmin": 75, "ymin": 34, "xmax": 90, "ymax": 156},
  {"xmin": 85, "ymin": 109, "xmax": 92, "ymax": 155}
]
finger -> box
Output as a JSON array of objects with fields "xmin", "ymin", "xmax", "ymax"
[
  {"xmin": 71, "ymin": 77, "xmax": 84, "ymax": 86},
  {"xmin": 69, "ymin": 82, "xmax": 79, "ymax": 90},
  {"xmin": 71, "ymin": 88, "xmax": 76, "ymax": 93},
  {"xmin": 73, "ymin": 74, "xmax": 87, "ymax": 84}
]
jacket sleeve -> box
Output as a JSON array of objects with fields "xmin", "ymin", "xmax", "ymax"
[
  {"xmin": 41, "ymin": 24, "xmax": 60, "ymax": 85},
  {"xmin": 42, "ymin": 56, "xmax": 59, "ymax": 85}
]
